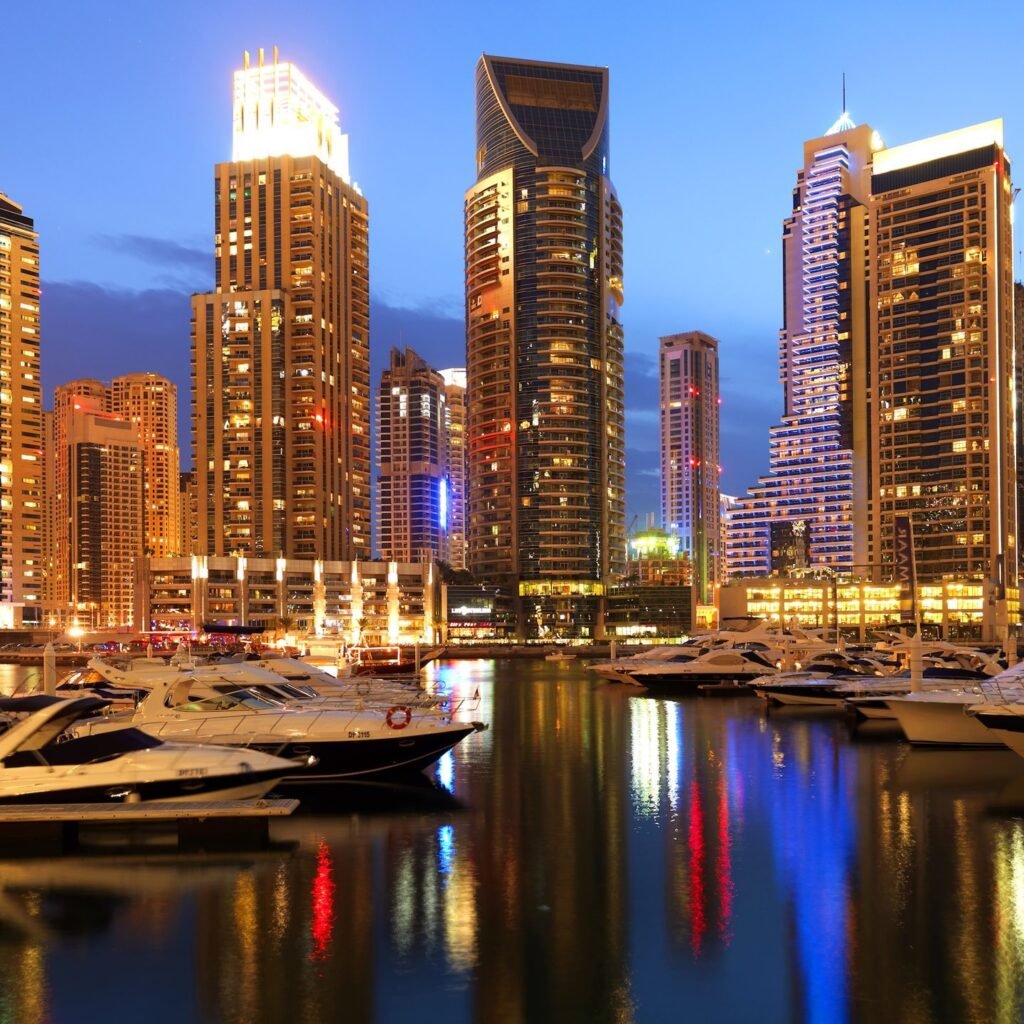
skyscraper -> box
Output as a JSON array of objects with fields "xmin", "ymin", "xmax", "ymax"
[
  {"xmin": 376, "ymin": 347, "xmax": 449, "ymax": 563},
  {"xmin": 111, "ymin": 373, "xmax": 181, "ymax": 558},
  {"xmin": 192, "ymin": 49, "xmax": 370, "ymax": 561},
  {"xmin": 659, "ymin": 331, "xmax": 720, "ymax": 604},
  {"xmin": 465, "ymin": 55, "xmax": 625, "ymax": 638},
  {"xmin": 869, "ymin": 120, "xmax": 1016, "ymax": 587},
  {"xmin": 440, "ymin": 367, "xmax": 467, "ymax": 570},
  {"xmin": 0, "ymin": 195, "xmax": 43, "ymax": 626},
  {"xmin": 726, "ymin": 118, "xmax": 876, "ymax": 578},
  {"xmin": 727, "ymin": 115, "xmax": 1017, "ymax": 601},
  {"xmin": 52, "ymin": 381, "xmax": 141, "ymax": 628}
]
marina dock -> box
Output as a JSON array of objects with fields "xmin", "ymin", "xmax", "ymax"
[{"xmin": 0, "ymin": 798, "xmax": 299, "ymax": 854}]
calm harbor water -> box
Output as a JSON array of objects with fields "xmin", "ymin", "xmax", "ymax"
[{"xmin": 2, "ymin": 658, "xmax": 1024, "ymax": 1023}]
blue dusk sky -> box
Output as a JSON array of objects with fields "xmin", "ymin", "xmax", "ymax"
[{"xmin": 4, "ymin": 0, "xmax": 1023, "ymax": 524}]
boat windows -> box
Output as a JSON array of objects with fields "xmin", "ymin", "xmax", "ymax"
[{"xmin": 178, "ymin": 690, "xmax": 278, "ymax": 712}]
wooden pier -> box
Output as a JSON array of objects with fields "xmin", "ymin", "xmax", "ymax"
[{"xmin": 0, "ymin": 799, "xmax": 299, "ymax": 855}]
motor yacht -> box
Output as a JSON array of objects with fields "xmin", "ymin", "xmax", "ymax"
[
  {"xmin": 621, "ymin": 648, "xmax": 785, "ymax": 691},
  {"xmin": 0, "ymin": 696, "xmax": 295, "ymax": 804},
  {"xmin": 81, "ymin": 656, "xmax": 452, "ymax": 715},
  {"xmin": 966, "ymin": 702, "xmax": 1024, "ymax": 757},
  {"xmin": 73, "ymin": 675, "xmax": 486, "ymax": 783}
]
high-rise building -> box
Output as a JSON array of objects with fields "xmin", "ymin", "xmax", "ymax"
[
  {"xmin": 52, "ymin": 382, "xmax": 141, "ymax": 628},
  {"xmin": 179, "ymin": 470, "xmax": 197, "ymax": 557},
  {"xmin": 659, "ymin": 331, "xmax": 720, "ymax": 604},
  {"xmin": 50, "ymin": 375, "xmax": 180, "ymax": 627},
  {"xmin": 376, "ymin": 347, "xmax": 449, "ymax": 563},
  {"xmin": 440, "ymin": 367, "xmax": 467, "ymax": 570},
  {"xmin": 869, "ymin": 120, "xmax": 1016, "ymax": 587},
  {"xmin": 51, "ymin": 379, "xmax": 110, "ymax": 623},
  {"xmin": 464, "ymin": 55, "xmax": 625, "ymax": 638},
  {"xmin": 1016, "ymin": 280, "xmax": 1024, "ymax": 564},
  {"xmin": 727, "ymin": 116, "xmax": 1017, "ymax": 601},
  {"xmin": 111, "ymin": 373, "xmax": 181, "ymax": 557},
  {"xmin": 192, "ymin": 48, "xmax": 370, "ymax": 562},
  {"xmin": 726, "ymin": 118, "xmax": 876, "ymax": 578},
  {"xmin": 0, "ymin": 195, "xmax": 43, "ymax": 626}
]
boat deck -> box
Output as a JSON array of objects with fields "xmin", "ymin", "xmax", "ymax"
[{"xmin": 0, "ymin": 798, "xmax": 299, "ymax": 855}]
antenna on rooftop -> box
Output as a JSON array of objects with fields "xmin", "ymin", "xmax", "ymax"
[{"xmin": 842, "ymin": 72, "xmax": 846, "ymax": 114}]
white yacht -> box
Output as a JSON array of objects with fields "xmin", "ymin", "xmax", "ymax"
[
  {"xmin": 73, "ymin": 675, "xmax": 486, "ymax": 783},
  {"xmin": 0, "ymin": 695, "xmax": 295, "ymax": 804},
  {"xmin": 967, "ymin": 702, "xmax": 1024, "ymax": 756},
  {"xmin": 884, "ymin": 689, "xmax": 1011, "ymax": 747},
  {"xmin": 621, "ymin": 648, "xmax": 784, "ymax": 691}
]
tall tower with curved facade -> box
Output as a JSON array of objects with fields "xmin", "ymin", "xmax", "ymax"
[{"xmin": 465, "ymin": 55, "xmax": 625, "ymax": 639}]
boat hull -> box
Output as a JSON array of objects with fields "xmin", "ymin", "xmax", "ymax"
[
  {"xmin": 969, "ymin": 711, "xmax": 1024, "ymax": 756},
  {"xmin": 0, "ymin": 767, "xmax": 286, "ymax": 805},
  {"xmin": 889, "ymin": 698, "xmax": 1003, "ymax": 747},
  {"xmin": 624, "ymin": 672, "xmax": 762, "ymax": 692},
  {"xmin": 234, "ymin": 726, "xmax": 479, "ymax": 783}
]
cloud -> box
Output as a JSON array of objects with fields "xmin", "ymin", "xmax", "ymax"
[
  {"xmin": 93, "ymin": 234, "xmax": 212, "ymax": 276},
  {"xmin": 39, "ymin": 277, "xmax": 769, "ymax": 525},
  {"xmin": 40, "ymin": 280, "xmax": 469, "ymax": 466}
]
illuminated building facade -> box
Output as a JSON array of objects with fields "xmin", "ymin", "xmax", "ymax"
[
  {"xmin": 1016, "ymin": 281, "xmax": 1024, "ymax": 553},
  {"xmin": 376, "ymin": 347, "xmax": 450, "ymax": 563},
  {"xmin": 869, "ymin": 121, "xmax": 1016, "ymax": 589},
  {"xmin": 179, "ymin": 470, "xmax": 196, "ymax": 556},
  {"xmin": 0, "ymin": 195, "xmax": 43, "ymax": 626},
  {"xmin": 139, "ymin": 555, "xmax": 436, "ymax": 644},
  {"xmin": 626, "ymin": 528, "xmax": 691, "ymax": 586},
  {"xmin": 440, "ymin": 367, "xmax": 468, "ymax": 570},
  {"xmin": 192, "ymin": 49, "xmax": 370, "ymax": 562},
  {"xmin": 727, "ymin": 119, "xmax": 875, "ymax": 578},
  {"xmin": 111, "ymin": 373, "xmax": 181, "ymax": 558},
  {"xmin": 51, "ymin": 379, "xmax": 110, "ymax": 622},
  {"xmin": 659, "ymin": 331, "xmax": 720, "ymax": 603},
  {"xmin": 50, "ymin": 375, "xmax": 179, "ymax": 626},
  {"xmin": 465, "ymin": 55, "xmax": 625, "ymax": 638},
  {"xmin": 56, "ymin": 389, "xmax": 141, "ymax": 629},
  {"xmin": 721, "ymin": 574, "xmax": 1018, "ymax": 642}
]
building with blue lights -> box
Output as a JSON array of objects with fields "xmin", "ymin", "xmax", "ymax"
[
  {"xmin": 376, "ymin": 347, "xmax": 456, "ymax": 564},
  {"xmin": 726, "ymin": 117, "xmax": 876, "ymax": 578}
]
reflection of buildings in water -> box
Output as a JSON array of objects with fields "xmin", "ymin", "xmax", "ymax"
[
  {"xmin": 467, "ymin": 670, "xmax": 633, "ymax": 1022},
  {"xmin": 853, "ymin": 746, "xmax": 1024, "ymax": 1024},
  {"xmin": 0, "ymin": 899, "xmax": 48, "ymax": 1024},
  {"xmin": 644, "ymin": 700, "xmax": 737, "ymax": 960},
  {"xmin": 0, "ymin": 853, "xmax": 282, "ymax": 1024},
  {"xmin": 993, "ymin": 821, "xmax": 1024, "ymax": 1020},
  {"xmin": 194, "ymin": 842, "xmax": 376, "ymax": 1024},
  {"xmin": 750, "ymin": 715, "xmax": 855, "ymax": 1023}
]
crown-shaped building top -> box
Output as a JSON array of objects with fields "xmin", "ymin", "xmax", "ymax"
[
  {"xmin": 825, "ymin": 110, "xmax": 857, "ymax": 136},
  {"xmin": 232, "ymin": 47, "xmax": 350, "ymax": 183}
]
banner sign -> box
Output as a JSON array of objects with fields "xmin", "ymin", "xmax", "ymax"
[{"xmin": 893, "ymin": 516, "xmax": 917, "ymax": 625}]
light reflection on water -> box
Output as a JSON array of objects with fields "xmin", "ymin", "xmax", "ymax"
[{"xmin": 0, "ymin": 660, "xmax": 1023, "ymax": 1022}]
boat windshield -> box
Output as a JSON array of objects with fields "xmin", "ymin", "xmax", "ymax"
[{"xmin": 177, "ymin": 689, "xmax": 278, "ymax": 712}]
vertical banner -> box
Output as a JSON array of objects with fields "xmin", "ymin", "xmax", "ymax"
[{"xmin": 893, "ymin": 515, "xmax": 917, "ymax": 626}]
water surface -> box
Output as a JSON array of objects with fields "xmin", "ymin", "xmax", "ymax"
[{"xmin": 1, "ymin": 658, "xmax": 1023, "ymax": 1023}]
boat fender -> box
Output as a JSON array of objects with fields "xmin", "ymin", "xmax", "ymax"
[{"xmin": 385, "ymin": 705, "xmax": 412, "ymax": 730}]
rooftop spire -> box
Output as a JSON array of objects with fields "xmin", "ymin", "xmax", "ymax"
[{"xmin": 825, "ymin": 74, "xmax": 855, "ymax": 135}]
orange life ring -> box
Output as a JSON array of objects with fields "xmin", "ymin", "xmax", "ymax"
[{"xmin": 386, "ymin": 705, "xmax": 412, "ymax": 730}]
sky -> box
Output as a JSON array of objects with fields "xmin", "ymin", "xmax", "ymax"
[{"xmin": 4, "ymin": 0, "xmax": 1024, "ymax": 525}]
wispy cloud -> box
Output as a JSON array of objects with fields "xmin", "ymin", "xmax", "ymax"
[{"xmin": 93, "ymin": 234, "xmax": 212, "ymax": 274}]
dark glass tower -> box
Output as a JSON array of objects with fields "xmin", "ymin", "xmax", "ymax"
[{"xmin": 464, "ymin": 55, "xmax": 625, "ymax": 639}]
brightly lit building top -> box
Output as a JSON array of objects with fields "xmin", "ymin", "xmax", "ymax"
[
  {"xmin": 873, "ymin": 119, "xmax": 1003, "ymax": 175},
  {"xmin": 232, "ymin": 47, "xmax": 350, "ymax": 183}
]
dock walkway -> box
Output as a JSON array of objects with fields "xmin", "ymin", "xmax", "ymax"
[{"xmin": 0, "ymin": 798, "xmax": 298, "ymax": 854}]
